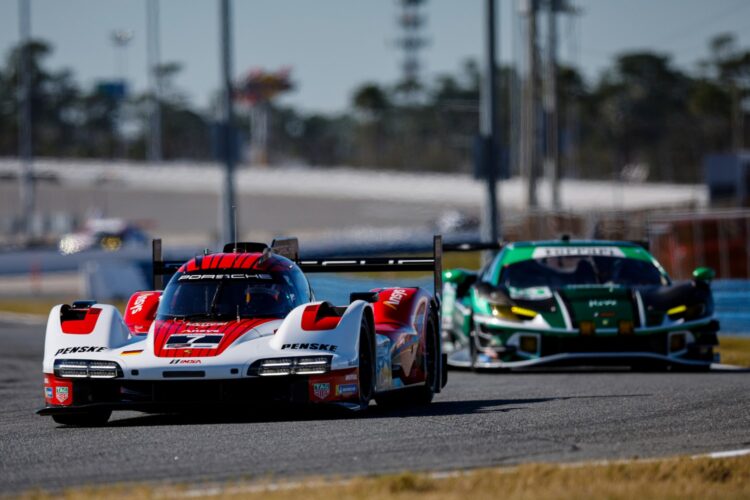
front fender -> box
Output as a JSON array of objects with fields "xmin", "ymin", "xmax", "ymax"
[
  {"xmin": 271, "ymin": 300, "xmax": 371, "ymax": 370},
  {"xmin": 43, "ymin": 304, "xmax": 132, "ymax": 374}
]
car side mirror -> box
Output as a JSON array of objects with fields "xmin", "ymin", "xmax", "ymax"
[{"xmin": 692, "ymin": 267, "xmax": 715, "ymax": 282}]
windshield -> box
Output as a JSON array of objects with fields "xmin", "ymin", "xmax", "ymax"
[
  {"xmin": 157, "ymin": 272, "xmax": 305, "ymax": 320},
  {"xmin": 498, "ymin": 256, "xmax": 668, "ymax": 288}
]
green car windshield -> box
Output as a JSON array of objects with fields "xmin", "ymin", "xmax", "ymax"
[{"xmin": 498, "ymin": 255, "xmax": 668, "ymax": 288}]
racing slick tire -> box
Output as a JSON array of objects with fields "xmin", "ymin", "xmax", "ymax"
[
  {"xmin": 375, "ymin": 315, "xmax": 440, "ymax": 408},
  {"xmin": 357, "ymin": 317, "xmax": 376, "ymax": 410},
  {"xmin": 468, "ymin": 322, "xmax": 479, "ymax": 372},
  {"xmin": 52, "ymin": 410, "xmax": 111, "ymax": 427}
]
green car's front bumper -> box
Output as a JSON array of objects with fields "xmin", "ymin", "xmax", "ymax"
[{"xmin": 446, "ymin": 316, "xmax": 720, "ymax": 369}]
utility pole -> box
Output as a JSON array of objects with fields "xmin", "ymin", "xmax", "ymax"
[
  {"xmin": 219, "ymin": 0, "xmax": 236, "ymax": 245},
  {"xmin": 395, "ymin": 0, "xmax": 428, "ymax": 101},
  {"xmin": 111, "ymin": 29, "xmax": 133, "ymax": 159},
  {"xmin": 544, "ymin": 0, "xmax": 560, "ymax": 209},
  {"xmin": 18, "ymin": 0, "xmax": 34, "ymax": 242},
  {"xmin": 480, "ymin": 0, "xmax": 500, "ymax": 246},
  {"xmin": 521, "ymin": 0, "xmax": 539, "ymax": 209},
  {"xmin": 146, "ymin": 0, "xmax": 162, "ymax": 163}
]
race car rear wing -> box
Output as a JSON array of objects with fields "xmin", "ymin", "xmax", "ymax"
[
  {"xmin": 151, "ymin": 235, "xmax": 444, "ymax": 298},
  {"xmin": 299, "ymin": 235, "xmax": 443, "ymax": 298}
]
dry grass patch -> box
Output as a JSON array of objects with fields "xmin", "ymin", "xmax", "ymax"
[
  {"xmin": 0, "ymin": 299, "xmax": 127, "ymax": 317},
  {"xmin": 717, "ymin": 336, "xmax": 750, "ymax": 367},
  {"xmin": 14, "ymin": 454, "xmax": 750, "ymax": 500}
]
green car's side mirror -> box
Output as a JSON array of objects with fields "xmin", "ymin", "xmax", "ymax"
[
  {"xmin": 443, "ymin": 268, "xmax": 473, "ymax": 286},
  {"xmin": 692, "ymin": 267, "xmax": 715, "ymax": 282}
]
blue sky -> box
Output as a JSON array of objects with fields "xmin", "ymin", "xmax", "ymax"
[{"xmin": 0, "ymin": 0, "xmax": 749, "ymax": 113}]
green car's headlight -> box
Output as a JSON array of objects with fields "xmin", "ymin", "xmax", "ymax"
[
  {"xmin": 667, "ymin": 303, "xmax": 706, "ymax": 321},
  {"xmin": 490, "ymin": 304, "xmax": 538, "ymax": 322}
]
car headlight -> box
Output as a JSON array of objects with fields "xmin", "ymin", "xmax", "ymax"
[
  {"xmin": 54, "ymin": 359, "xmax": 122, "ymax": 379},
  {"xmin": 251, "ymin": 356, "xmax": 332, "ymax": 376},
  {"xmin": 490, "ymin": 304, "xmax": 538, "ymax": 322},
  {"xmin": 667, "ymin": 303, "xmax": 706, "ymax": 321}
]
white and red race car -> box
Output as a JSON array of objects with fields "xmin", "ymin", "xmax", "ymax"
[{"xmin": 38, "ymin": 237, "xmax": 447, "ymax": 425}]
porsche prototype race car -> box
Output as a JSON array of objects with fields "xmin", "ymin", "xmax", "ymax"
[
  {"xmin": 38, "ymin": 237, "xmax": 447, "ymax": 425},
  {"xmin": 441, "ymin": 238, "xmax": 720, "ymax": 370}
]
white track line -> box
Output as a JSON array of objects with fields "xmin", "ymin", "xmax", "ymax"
[{"xmin": 699, "ymin": 448, "xmax": 750, "ymax": 459}]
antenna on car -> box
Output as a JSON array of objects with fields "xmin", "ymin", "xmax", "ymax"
[{"xmin": 233, "ymin": 205, "xmax": 238, "ymax": 253}]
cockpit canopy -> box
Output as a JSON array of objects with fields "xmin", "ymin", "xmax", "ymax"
[{"xmin": 157, "ymin": 264, "xmax": 312, "ymax": 320}]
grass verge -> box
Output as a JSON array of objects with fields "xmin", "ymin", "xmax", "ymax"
[
  {"xmin": 15, "ymin": 453, "xmax": 750, "ymax": 500},
  {"xmin": 0, "ymin": 299, "xmax": 125, "ymax": 317},
  {"xmin": 716, "ymin": 336, "xmax": 750, "ymax": 367}
]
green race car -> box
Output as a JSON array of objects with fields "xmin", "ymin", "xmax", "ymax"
[{"xmin": 441, "ymin": 239, "xmax": 720, "ymax": 370}]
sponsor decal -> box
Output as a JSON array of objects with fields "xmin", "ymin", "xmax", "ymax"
[
  {"xmin": 313, "ymin": 382, "xmax": 330, "ymax": 400},
  {"xmin": 55, "ymin": 346, "xmax": 106, "ymax": 355},
  {"xmin": 55, "ymin": 386, "xmax": 69, "ymax": 403},
  {"xmin": 532, "ymin": 246, "xmax": 625, "ymax": 259},
  {"xmin": 45, "ymin": 387, "xmax": 53, "ymax": 399},
  {"xmin": 165, "ymin": 334, "xmax": 224, "ymax": 349},
  {"xmin": 178, "ymin": 273, "xmax": 272, "ymax": 281},
  {"xmin": 120, "ymin": 349, "xmax": 143, "ymax": 356},
  {"xmin": 169, "ymin": 359, "xmax": 202, "ymax": 365},
  {"xmin": 588, "ymin": 299, "xmax": 618, "ymax": 308},
  {"xmin": 281, "ymin": 343, "xmax": 338, "ymax": 352},
  {"xmin": 509, "ymin": 286, "xmax": 553, "ymax": 301},
  {"xmin": 129, "ymin": 293, "xmax": 155, "ymax": 315},
  {"xmin": 384, "ymin": 288, "xmax": 408, "ymax": 310},
  {"xmin": 336, "ymin": 383, "xmax": 358, "ymax": 397},
  {"xmin": 345, "ymin": 373, "xmax": 358, "ymax": 382},
  {"xmin": 182, "ymin": 322, "xmax": 228, "ymax": 328}
]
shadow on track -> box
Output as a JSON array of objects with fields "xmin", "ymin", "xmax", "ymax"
[{"xmin": 86, "ymin": 393, "xmax": 649, "ymax": 429}]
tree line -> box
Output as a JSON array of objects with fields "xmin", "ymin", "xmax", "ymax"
[{"xmin": 0, "ymin": 34, "xmax": 747, "ymax": 183}]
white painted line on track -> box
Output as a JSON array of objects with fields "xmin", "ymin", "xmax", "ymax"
[
  {"xmin": 711, "ymin": 363, "xmax": 750, "ymax": 371},
  {"xmin": 698, "ymin": 448, "xmax": 750, "ymax": 459}
]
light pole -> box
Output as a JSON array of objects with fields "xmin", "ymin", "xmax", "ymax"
[
  {"xmin": 219, "ymin": 0, "xmax": 236, "ymax": 245},
  {"xmin": 544, "ymin": 0, "xmax": 560, "ymax": 209},
  {"xmin": 111, "ymin": 29, "xmax": 133, "ymax": 81},
  {"xmin": 111, "ymin": 29, "xmax": 133, "ymax": 159},
  {"xmin": 479, "ymin": 0, "xmax": 501, "ymax": 247},
  {"xmin": 146, "ymin": 0, "xmax": 162, "ymax": 162},
  {"xmin": 521, "ymin": 0, "xmax": 539, "ymax": 209},
  {"xmin": 18, "ymin": 0, "xmax": 34, "ymax": 242}
]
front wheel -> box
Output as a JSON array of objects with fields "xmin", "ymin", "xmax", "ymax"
[{"xmin": 52, "ymin": 410, "xmax": 111, "ymax": 427}]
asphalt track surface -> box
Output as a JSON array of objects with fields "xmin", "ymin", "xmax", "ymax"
[{"xmin": 1, "ymin": 320, "xmax": 749, "ymax": 494}]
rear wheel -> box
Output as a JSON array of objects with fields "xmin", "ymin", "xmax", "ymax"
[
  {"xmin": 468, "ymin": 323, "xmax": 479, "ymax": 371},
  {"xmin": 376, "ymin": 315, "xmax": 439, "ymax": 408},
  {"xmin": 52, "ymin": 410, "xmax": 111, "ymax": 427},
  {"xmin": 357, "ymin": 317, "xmax": 375, "ymax": 410}
]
